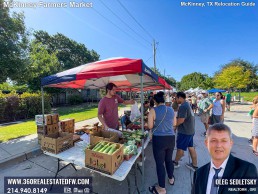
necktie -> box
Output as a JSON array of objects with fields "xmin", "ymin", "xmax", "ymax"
[{"xmin": 210, "ymin": 167, "xmax": 222, "ymax": 194}]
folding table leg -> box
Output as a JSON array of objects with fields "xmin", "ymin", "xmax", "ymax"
[
  {"xmin": 50, "ymin": 158, "xmax": 78, "ymax": 191},
  {"xmin": 127, "ymin": 176, "xmax": 131, "ymax": 194},
  {"xmin": 134, "ymin": 163, "xmax": 140, "ymax": 194}
]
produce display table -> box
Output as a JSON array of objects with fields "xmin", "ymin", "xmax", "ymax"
[{"xmin": 44, "ymin": 137, "xmax": 150, "ymax": 193}]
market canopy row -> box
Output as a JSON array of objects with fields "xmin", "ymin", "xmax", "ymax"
[{"xmin": 41, "ymin": 57, "xmax": 172, "ymax": 91}]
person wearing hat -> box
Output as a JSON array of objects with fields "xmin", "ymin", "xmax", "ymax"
[
  {"xmin": 198, "ymin": 90, "xmax": 213, "ymax": 136},
  {"xmin": 165, "ymin": 94, "xmax": 172, "ymax": 107}
]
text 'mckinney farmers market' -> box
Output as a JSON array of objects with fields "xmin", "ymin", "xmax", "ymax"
[{"xmin": 2, "ymin": 1, "xmax": 93, "ymax": 8}]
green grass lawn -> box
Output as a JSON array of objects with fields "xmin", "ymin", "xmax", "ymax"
[
  {"xmin": 0, "ymin": 103, "xmax": 129, "ymax": 142},
  {"xmin": 0, "ymin": 104, "xmax": 99, "ymax": 143},
  {"xmin": 229, "ymin": 92, "xmax": 258, "ymax": 102}
]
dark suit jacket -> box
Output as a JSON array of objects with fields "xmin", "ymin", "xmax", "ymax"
[{"xmin": 192, "ymin": 154, "xmax": 258, "ymax": 194}]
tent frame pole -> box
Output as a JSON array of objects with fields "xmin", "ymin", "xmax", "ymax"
[
  {"xmin": 41, "ymin": 87, "xmax": 46, "ymax": 134},
  {"xmin": 140, "ymin": 73, "xmax": 145, "ymax": 193}
]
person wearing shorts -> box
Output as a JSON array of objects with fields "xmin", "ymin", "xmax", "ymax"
[
  {"xmin": 173, "ymin": 92, "xmax": 198, "ymax": 172},
  {"xmin": 198, "ymin": 90, "xmax": 213, "ymax": 135},
  {"xmin": 176, "ymin": 133, "xmax": 194, "ymax": 151}
]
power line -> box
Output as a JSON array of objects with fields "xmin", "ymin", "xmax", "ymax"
[
  {"xmin": 116, "ymin": 0, "xmax": 154, "ymax": 40},
  {"xmin": 156, "ymin": 47, "xmax": 164, "ymax": 69},
  {"xmin": 145, "ymin": 55, "xmax": 153, "ymax": 63},
  {"xmin": 99, "ymin": 0, "xmax": 152, "ymax": 45},
  {"xmin": 92, "ymin": 7, "xmax": 149, "ymax": 49}
]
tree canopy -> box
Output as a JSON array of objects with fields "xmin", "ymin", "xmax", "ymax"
[
  {"xmin": 215, "ymin": 59, "xmax": 258, "ymax": 90},
  {"xmin": 26, "ymin": 42, "xmax": 60, "ymax": 91},
  {"xmin": 33, "ymin": 30, "xmax": 100, "ymax": 71},
  {"xmin": 213, "ymin": 65, "xmax": 251, "ymax": 90},
  {"xmin": 0, "ymin": 0, "xmax": 30, "ymax": 83},
  {"xmin": 178, "ymin": 72, "xmax": 214, "ymax": 91}
]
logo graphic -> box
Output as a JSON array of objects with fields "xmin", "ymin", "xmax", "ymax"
[
  {"xmin": 144, "ymin": 67, "xmax": 151, "ymax": 75},
  {"xmin": 64, "ymin": 186, "xmax": 72, "ymax": 193}
]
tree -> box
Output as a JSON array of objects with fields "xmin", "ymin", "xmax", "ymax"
[
  {"xmin": 26, "ymin": 42, "xmax": 59, "ymax": 91},
  {"xmin": 213, "ymin": 65, "xmax": 251, "ymax": 90},
  {"xmin": 33, "ymin": 30, "xmax": 100, "ymax": 71},
  {"xmin": 0, "ymin": 82, "xmax": 28, "ymax": 92},
  {"xmin": 0, "ymin": 0, "xmax": 30, "ymax": 83},
  {"xmin": 23, "ymin": 31, "xmax": 100, "ymax": 91},
  {"xmin": 179, "ymin": 72, "xmax": 214, "ymax": 91},
  {"xmin": 215, "ymin": 59, "xmax": 258, "ymax": 91}
]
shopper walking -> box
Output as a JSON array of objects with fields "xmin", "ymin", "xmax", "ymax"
[
  {"xmin": 225, "ymin": 91, "xmax": 232, "ymax": 111},
  {"xmin": 210, "ymin": 92, "xmax": 225, "ymax": 124},
  {"xmin": 173, "ymin": 92, "xmax": 198, "ymax": 172},
  {"xmin": 148, "ymin": 91, "xmax": 175, "ymax": 194}
]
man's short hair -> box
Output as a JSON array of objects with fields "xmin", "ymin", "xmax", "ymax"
[
  {"xmin": 207, "ymin": 123, "xmax": 232, "ymax": 139},
  {"xmin": 144, "ymin": 100, "xmax": 149, "ymax": 105},
  {"xmin": 106, "ymin": 83, "xmax": 117, "ymax": 93},
  {"xmin": 176, "ymin": 92, "xmax": 186, "ymax": 99}
]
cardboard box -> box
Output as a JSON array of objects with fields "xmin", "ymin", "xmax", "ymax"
[
  {"xmin": 73, "ymin": 134, "xmax": 81, "ymax": 145},
  {"xmin": 37, "ymin": 125, "xmax": 47, "ymax": 135},
  {"xmin": 52, "ymin": 123, "xmax": 59, "ymax": 131},
  {"xmin": 85, "ymin": 141, "xmax": 124, "ymax": 175},
  {"xmin": 90, "ymin": 130, "xmax": 119, "ymax": 145},
  {"xmin": 51, "ymin": 114, "xmax": 59, "ymax": 124},
  {"xmin": 62, "ymin": 127, "xmax": 74, "ymax": 134},
  {"xmin": 46, "ymin": 125, "xmax": 53, "ymax": 134},
  {"xmin": 38, "ymin": 134, "xmax": 43, "ymax": 145},
  {"xmin": 38, "ymin": 124, "xmax": 59, "ymax": 135},
  {"xmin": 60, "ymin": 119, "xmax": 75, "ymax": 130},
  {"xmin": 35, "ymin": 114, "xmax": 52, "ymax": 125},
  {"xmin": 41, "ymin": 132, "xmax": 73, "ymax": 154}
]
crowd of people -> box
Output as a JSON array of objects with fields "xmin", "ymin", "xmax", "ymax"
[{"xmin": 97, "ymin": 83, "xmax": 257, "ymax": 194}]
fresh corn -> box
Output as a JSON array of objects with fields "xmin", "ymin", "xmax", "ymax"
[{"xmin": 107, "ymin": 144, "xmax": 117, "ymax": 155}]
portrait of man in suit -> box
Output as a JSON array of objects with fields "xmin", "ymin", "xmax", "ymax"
[{"xmin": 192, "ymin": 123, "xmax": 258, "ymax": 194}]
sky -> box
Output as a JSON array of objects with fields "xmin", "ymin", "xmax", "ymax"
[{"xmin": 9, "ymin": 0, "xmax": 258, "ymax": 81}]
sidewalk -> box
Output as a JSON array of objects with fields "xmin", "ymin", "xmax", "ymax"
[{"xmin": 0, "ymin": 103, "xmax": 257, "ymax": 194}]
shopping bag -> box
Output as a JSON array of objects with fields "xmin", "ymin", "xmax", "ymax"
[
  {"xmin": 130, "ymin": 102, "xmax": 141, "ymax": 122},
  {"xmin": 248, "ymin": 109, "xmax": 254, "ymax": 117}
]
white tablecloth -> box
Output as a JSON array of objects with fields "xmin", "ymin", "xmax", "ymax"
[{"xmin": 44, "ymin": 137, "xmax": 150, "ymax": 181}]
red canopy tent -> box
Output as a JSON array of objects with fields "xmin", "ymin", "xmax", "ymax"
[{"xmin": 41, "ymin": 57, "xmax": 172, "ymax": 91}]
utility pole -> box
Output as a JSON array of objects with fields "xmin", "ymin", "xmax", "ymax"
[{"xmin": 153, "ymin": 39, "xmax": 157, "ymax": 73}]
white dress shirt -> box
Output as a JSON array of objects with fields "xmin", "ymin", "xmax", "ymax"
[{"xmin": 206, "ymin": 156, "xmax": 229, "ymax": 194}]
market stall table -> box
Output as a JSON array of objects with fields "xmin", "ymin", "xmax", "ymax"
[{"xmin": 44, "ymin": 137, "xmax": 150, "ymax": 194}]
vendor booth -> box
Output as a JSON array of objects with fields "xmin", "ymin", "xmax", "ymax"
[{"xmin": 40, "ymin": 57, "xmax": 172, "ymax": 193}]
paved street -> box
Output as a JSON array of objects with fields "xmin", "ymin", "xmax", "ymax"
[{"xmin": 0, "ymin": 103, "xmax": 257, "ymax": 194}]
